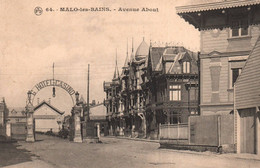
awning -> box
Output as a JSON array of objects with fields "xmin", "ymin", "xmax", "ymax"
[{"xmin": 176, "ymin": 0, "xmax": 260, "ymax": 14}]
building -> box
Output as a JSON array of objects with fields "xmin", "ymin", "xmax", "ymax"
[
  {"xmin": 89, "ymin": 103, "xmax": 108, "ymax": 136},
  {"xmin": 142, "ymin": 45, "xmax": 199, "ymax": 138},
  {"xmin": 7, "ymin": 108, "xmax": 27, "ymax": 140},
  {"xmin": 234, "ymin": 36, "xmax": 260, "ymax": 155},
  {"xmin": 176, "ymin": 0, "xmax": 260, "ymax": 116},
  {"xmin": 34, "ymin": 100, "xmax": 64, "ymax": 133},
  {"xmin": 176, "ymin": 0, "xmax": 260, "ymax": 153},
  {"xmin": 104, "ymin": 39, "xmax": 199, "ymax": 139},
  {"xmin": 103, "ymin": 55, "xmax": 121, "ymax": 136},
  {"xmin": 127, "ymin": 38, "xmax": 149, "ymax": 138},
  {"xmin": 104, "ymin": 38, "xmax": 149, "ymax": 137}
]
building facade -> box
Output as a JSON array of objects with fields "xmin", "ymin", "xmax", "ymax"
[
  {"xmin": 104, "ymin": 39, "xmax": 199, "ymax": 138},
  {"xmin": 34, "ymin": 101, "xmax": 64, "ymax": 133},
  {"xmin": 142, "ymin": 46, "xmax": 199, "ymax": 138},
  {"xmin": 176, "ymin": 0, "xmax": 260, "ymax": 116},
  {"xmin": 176, "ymin": 0, "xmax": 260, "ymax": 154}
]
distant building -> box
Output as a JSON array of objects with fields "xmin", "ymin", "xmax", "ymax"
[
  {"xmin": 104, "ymin": 39, "xmax": 199, "ymax": 139},
  {"xmin": 89, "ymin": 103, "xmax": 108, "ymax": 136},
  {"xmin": 34, "ymin": 101, "xmax": 64, "ymax": 133},
  {"xmin": 7, "ymin": 108, "xmax": 27, "ymax": 140},
  {"xmin": 142, "ymin": 46, "xmax": 199, "ymax": 138}
]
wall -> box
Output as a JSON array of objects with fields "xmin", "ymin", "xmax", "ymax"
[
  {"xmin": 200, "ymin": 25, "xmax": 260, "ymax": 54},
  {"xmin": 200, "ymin": 26, "xmax": 260, "ymax": 115},
  {"xmin": 189, "ymin": 115, "xmax": 234, "ymax": 146},
  {"xmin": 35, "ymin": 118, "xmax": 60, "ymax": 132}
]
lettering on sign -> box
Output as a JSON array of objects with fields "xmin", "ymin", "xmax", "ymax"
[{"xmin": 31, "ymin": 79, "xmax": 76, "ymax": 96}]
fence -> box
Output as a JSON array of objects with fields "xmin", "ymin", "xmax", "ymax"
[
  {"xmin": 159, "ymin": 123, "xmax": 189, "ymax": 140},
  {"xmin": 159, "ymin": 114, "xmax": 234, "ymax": 151}
]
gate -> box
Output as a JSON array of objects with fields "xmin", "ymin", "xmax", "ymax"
[{"xmin": 11, "ymin": 123, "xmax": 26, "ymax": 140}]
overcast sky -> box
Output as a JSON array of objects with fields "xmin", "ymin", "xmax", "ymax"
[{"xmin": 0, "ymin": 0, "xmax": 200, "ymax": 115}]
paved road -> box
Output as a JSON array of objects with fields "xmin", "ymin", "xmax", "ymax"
[{"xmin": 1, "ymin": 134, "xmax": 260, "ymax": 168}]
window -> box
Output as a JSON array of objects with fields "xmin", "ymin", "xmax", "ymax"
[
  {"xmin": 230, "ymin": 20, "xmax": 249, "ymax": 37},
  {"xmin": 189, "ymin": 87, "xmax": 198, "ymax": 101},
  {"xmin": 232, "ymin": 68, "xmax": 242, "ymax": 87},
  {"xmin": 169, "ymin": 85, "xmax": 181, "ymax": 101},
  {"xmin": 183, "ymin": 61, "xmax": 190, "ymax": 73}
]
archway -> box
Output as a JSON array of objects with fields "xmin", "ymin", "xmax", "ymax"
[
  {"xmin": 25, "ymin": 79, "xmax": 79, "ymax": 142},
  {"xmin": 30, "ymin": 79, "xmax": 76, "ymax": 106}
]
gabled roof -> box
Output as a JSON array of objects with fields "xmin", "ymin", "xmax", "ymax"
[
  {"xmin": 149, "ymin": 47, "xmax": 165, "ymax": 71},
  {"xmin": 235, "ymin": 36, "xmax": 260, "ymax": 109},
  {"xmin": 34, "ymin": 101, "xmax": 64, "ymax": 115},
  {"xmin": 176, "ymin": 0, "xmax": 260, "ymax": 14}
]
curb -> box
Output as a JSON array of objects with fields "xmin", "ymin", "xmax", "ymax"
[
  {"xmin": 104, "ymin": 136, "xmax": 159, "ymax": 143},
  {"xmin": 104, "ymin": 136, "xmax": 260, "ymax": 162}
]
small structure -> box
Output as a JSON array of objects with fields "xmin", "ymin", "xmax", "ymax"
[
  {"xmin": 234, "ymin": 36, "xmax": 260, "ymax": 155},
  {"xmin": 7, "ymin": 108, "xmax": 27, "ymax": 140},
  {"xmin": 89, "ymin": 103, "xmax": 108, "ymax": 136},
  {"xmin": 34, "ymin": 100, "xmax": 64, "ymax": 133}
]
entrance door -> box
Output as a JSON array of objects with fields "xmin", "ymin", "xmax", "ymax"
[{"xmin": 240, "ymin": 108, "xmax": 256, "ymax": 154}]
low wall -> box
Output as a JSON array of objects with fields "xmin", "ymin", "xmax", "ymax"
[
  {"xmin": 160, "ymin": 123, "xmax": 188, "ymax": 141},
  {"xmin": 160, "ymin": 114, "xmax": 235, "ymax": 153}
]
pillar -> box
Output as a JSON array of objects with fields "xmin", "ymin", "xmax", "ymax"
[
  {"xmin": 142, "ymin": 114, "xmax": 146, "ymax": 138},
  {"xmin": 97, "ymin": 123, "xmax": 100, "ymax": 139},
  {"xmin": 26, "ymin": 104, "xmax": 35, "ymax": 142},
  {"xmin": 6, "ymin": 121, "xmax": 11, "ymax": 140},
  {"xmin": 73, "ymin": 106, "xmax": 82, "ymax": 143}
]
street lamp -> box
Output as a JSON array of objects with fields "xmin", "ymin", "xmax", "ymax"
[
  {"xmin": 27, "ymin": 90, "xmax": 32, "ymax": 105},
  {"xmin": 75, "ymin": 91, "xmax": 79, "ymax": 105}
]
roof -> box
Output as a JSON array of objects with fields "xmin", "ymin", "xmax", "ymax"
[
  {"xmin": 8, "ymin": 108, "xmax": 26, "ymax": 117},
  {"xmin": 135, "ymin": 38, "xmax": 149, "ymax": 61},
  {"xmin": 149, "ymin": 47, "xmax": 165, "ymax": 71},
  {"xmin": 34, "ymin": 101, "xmax": 64, "ymax": 115},
  {"xmin": 176, "ymin": 0, "xmax": 260, "ymax": 14},
  {"xmin": 235, "ymin": 36, "xmax": 260, "ymax": 109}
]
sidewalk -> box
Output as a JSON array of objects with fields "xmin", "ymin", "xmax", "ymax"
[
  {"xmin": 104, "ymin": 135, "xmax": 159, "ymax": 143},
  {"xmin": 105, "ymin": 136, "xmax": 260, "ymax": 162}
]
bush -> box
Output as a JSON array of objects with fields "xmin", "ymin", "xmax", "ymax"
[
  {"xmin": 45, "ymin": 130, "xmax": 55, "ymax": 136},
  {"xmin": 58, "ymin": 129, "xmax": 69, "ymax": 139}
]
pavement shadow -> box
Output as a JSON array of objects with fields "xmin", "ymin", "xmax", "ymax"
[{"xmin": 0, "ymin": 142, "xmax": 39, "ymax": 167}]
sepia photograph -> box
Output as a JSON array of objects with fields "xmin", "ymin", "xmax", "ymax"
[{"xmin": 1, "ymin": 0, "xmax": 260, "ymax": 167}]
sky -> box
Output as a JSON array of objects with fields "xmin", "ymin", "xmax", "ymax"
[{"xmin": 0, "ymin": 0, "xmax": 200, "ymax": 116}]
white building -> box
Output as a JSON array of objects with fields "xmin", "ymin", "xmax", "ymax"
[{"xmin": 34, "ymin": 101, "xmax": 64, "ymax": 133}]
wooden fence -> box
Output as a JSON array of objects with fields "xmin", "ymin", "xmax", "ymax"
[{"xmin": 159, "ymin": 123, "xmax": 189, "ymax": 140}]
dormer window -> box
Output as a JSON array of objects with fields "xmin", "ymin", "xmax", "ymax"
[{"xmin": 183, "ymin": 61, "xmax": 190, "ymax": 73}]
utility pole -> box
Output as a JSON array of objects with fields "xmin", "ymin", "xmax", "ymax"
[{"xmin": 87, "ymin": 64, "xmax": 90, "ymax": 121}]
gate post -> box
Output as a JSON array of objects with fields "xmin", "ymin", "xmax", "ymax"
[
  {"xmin": 26, "ymin": 103, "xmax": 35, "ymax": 142},
  {"xmin": 72, "ymin": 106, "xmax": 83, "ymax": 143},
  {"xmin": 26, "ymin": 91, "xmax": 35, "ymax": 142}
]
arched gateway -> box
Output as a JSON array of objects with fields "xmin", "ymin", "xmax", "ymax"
[
  {"xmin": 25, "ymin": 79, "xmax": 82, "ymax": 142},
  {"xmin": 30, "ymin": 79, "xmax": 76, "ymax": 106}
]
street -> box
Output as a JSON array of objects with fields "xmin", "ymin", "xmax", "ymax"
[{"xmin": 1, "ymin": 134, "xmax": 260, "ymax": 168}]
